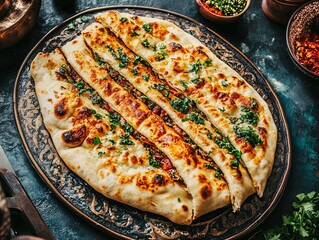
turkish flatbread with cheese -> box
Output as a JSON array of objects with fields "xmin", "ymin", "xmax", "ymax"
[
  {"xmin": 30, "ymin": 10, "xmax": 277, "ymax": 225},
  {"xmin": 95, "ymin": 11, "xmax": 277, "ymax": 197}
]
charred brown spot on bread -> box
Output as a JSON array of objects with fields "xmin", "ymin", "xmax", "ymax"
[
  {"xmin": 258, "ymin": 127, "xmax": 268, "ymax": 150},
  {"xmin": 62, "ymin": 125, "xmax": 87, "ymax": 146},
  {"xmin": 136, "ymin": 175, "xmax": 152, "ymax": 190},
  {"xmin": 235, "ymin": 169, "xmax": 242, "ymax": 179},
  {"xmin": 44, "ymin": 59, "xmax": 56, "ymax": 69},
  {"xmin": 119, "ymin": 174, "xmax": 135, "ymax": 184},
  {"xmin": 130, "ymin": 155, "xmax": 138, "ymax": 164},
  {"xmin": 198, "ymin": 174, "xmax": 208, "ymax": 184},
  {"xmin": 218, "ymin": 73, "xmax": 226, "ymax": 79},
  {"xmin": 217, "ymin": 182, "xmax": 227, "ymax": 191},
  {"xmin": 230, "ymin": 92, "xmax": 240, "ymax": 100},
  {"xmin": 54, "ymin": 98, "xmax": 69, "ymax": 119},
  {"xmin": 78, "ymin": 106, "xmax": 92, "ymax": 118},
  {"xmin": 235, "ymin": 137, "xmax": 256, "ymax": 157},
  {"xmin": 200, "ymin": 185, "xmax": 212, "ymax": 200},
  {"xmin": 169, "ymin": 42, "xmax": 183, "ymax": 52},
  {"xmin": 182, "ymin": 205, "xmax": 189, "ymax": 212},
  {"xmin": 152, "ymin": 174, "xmax": 167, "ymax": 186}
]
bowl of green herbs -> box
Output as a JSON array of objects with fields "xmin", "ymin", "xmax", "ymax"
[{"xmin": 195, "ymin": 0, "xmax": 251, "ymax": 23}]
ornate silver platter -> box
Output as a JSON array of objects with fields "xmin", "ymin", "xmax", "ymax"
[{"xmin": 14, "ymin": 6, "xmax": 291, "ymax": 239}]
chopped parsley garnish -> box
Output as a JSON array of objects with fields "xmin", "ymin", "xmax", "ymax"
[
  {"xmin": 215, "ymin": 168, "xmax": 222, "ymax": 178},
  {"xmin": 74, "ymin": 81, "xmax": 85, "ymax": 89},
  {"xmin": 120, "ymin": 17, "xmax": 128, "ymax": 22},
  {"xmin": 93, "ymin": 52, "xmax": 107, "ymax": 66},
  {"xmin": 250, "ymin": 98, "xmax": 258, "ymax": 110},
  {"xmin": 143, "ymin": 23, "xmax": 152, "ymax": 33},
  {"xmin": 203, "ymin": 163, "xmax": 215, "ymax": 169},
  {"xmin": 67, "ymin": 16, "xmax": 89, "ymax": 30},
  {"xmin": 214, "ymin": 130, "xmax": 242, "ymax": 162},
  {"xmin": 119, "ymin": 136, "xmax": 134, "ymax": 145},
  {"xmin": 74, "ymin": 81, "xmax": 87, "ymax": 95},
  {"xmin": 131, "ymin": 68, "xmax": 138, "ymax": 76},
  {"xmin": 109, "ymin": 139, "xmax": 116, "ymax": 145},
  {"xmin": 90, "ymin": 109, "xmax": 103, "ymax": 120},
  {"xmin": 180, "ymin": 81, "xmax": 188, "ymax": 90},
  {"xmin": 219, "ymin": 106, "xmax": 226, "ymax": 112},
  {"xmin": 203, "ymin": 163, "xmax": 222, "ymax": 178},
  {"xmin": 105, "ymin": 45, "xmax": 130, "ymax": 68},
  {"xmin": 93, "ymin": 137, "xmax": 101, "ymax": 145},
  {"xmin": 221, "ymin": 80, "xmax": 228, "ymax": 87},
  {"xmin": 142, "ymin": 74, "xmax": 150, "ymax": 81},
  {"xmin": 130, "ymin": 30, "xmax": 139, "ymax": 37},
  {"xmin": 239, "ymin": 106, "xmax": 259, "ymax": 126},
  {"xmin": 170, "ymin": 97, "xmax": 192, "ymax": 114},
  {"xmin": 189, "ymin": 59, "xmax": 201, "ymax": 74},
  {"xmin": 67, "ymin": 78, "xmax": 74, "ymax": 84},
  {"xmin": 191, "ymin": 75, "xmax": 201, "ymax": 84},
  {"xmin": 203, "ymin": 59, "xmax": 212, "ymax": 67},
  {"xmin": 117, "ymin": 48, "xmax": 130, "ymax": 68},
  {"xmin": 121, "ymin": 123, "xmax": 134, "ymax": 136},
  {"xmin": 141, "ymin": 39, "xmax": 150, "ymax": 48},
  {"xmin": 132, "ymin": 56, "xmax": 149, "ymax": 66},
  {"xmin": 149, "ymin": 155, "xmax": 160, "ymax": 168},
  {"xmin": 105, "ymin": 45, "xmax": 117, "ymax": 59},
  {"xmin": 108, "ymin": 112, "xmax": 121, "ymax": 130},
  {"xmin": 59, "ymin": 65, "xmax": 71, "ymax": 78},
  {"xmin": 154, "ymin": 50, "xmax": 167, "ymax": 61},
  {"xmin": 230, "ymin": 159, "xmax": 239, "ymax": 169},
  {"xmin": 234, "ymin": 126, "xmax": 263, "ymax": 147},
  {"xmin": 98, "ymin": 151, "xmax": 105, "ymax": 156},
  {"xmin": 152, "ymin": 84, "xmax": 170, "ymax": 97},
  {"xmin": 125, "ymin": 82, "xmax": 130, "ymax": 90},
  {"xmin": 228, "ymin": 117, "xmax": 239, "ymax": 124},
  {"xmin": 182, "ymin": 112, "xmax": 205, "ymax": 125},
  {"xmin": 90, "ymin": 92, "xmax": 104, "ymax": 105},
  {"xmin": 177, "ymin": 197, "xmax": 181, "ymax": 203},
  {"xmin": 141, "ymin": 95, "xmax": 148, "ymax": 99}
]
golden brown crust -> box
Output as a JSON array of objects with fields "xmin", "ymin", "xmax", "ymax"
[
  {"xmin": 61, "ymin": 35, "xmax": 230, "ymax": 219},
  {"xmin": 96, "ymin": 11, "xmax": 277, "ymax": 197}
]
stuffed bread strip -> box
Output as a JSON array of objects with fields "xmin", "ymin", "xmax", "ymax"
[
  {"xmin": 30, "ymin": 49, "xmax": 195, "ymax": 225},
  {"xmin": 61, "ymin": 36, "xmax": 230, "ymax": 219},
  {"xmin": 95, "ymin": 11, "xmax": 277, "ymax": 196},
  {"xmin": 82, "ymin": 22, "xmax": 255, "ymax": 211}
]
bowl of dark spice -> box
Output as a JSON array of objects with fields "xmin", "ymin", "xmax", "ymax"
[
  {"xmin": 194, "ymin": 0, "xmax": 251, "ymax": 23},
  {"xmin": 287, "ymin": 0, "xmax": 319, "ymax": 79}
]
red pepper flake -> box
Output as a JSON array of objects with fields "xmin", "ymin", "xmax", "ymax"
[
  {"xmin": 295, "ymin": 17, "xmax": 319, "ymax": 75},
  {"xmin": 201, "ymin": 0, "xmax": 223, "ymax": 16}
]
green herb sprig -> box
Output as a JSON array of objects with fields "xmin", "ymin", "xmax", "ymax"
[{"xmin": 250, "ymin": 191, "xmax": 319, "ymax": 240}]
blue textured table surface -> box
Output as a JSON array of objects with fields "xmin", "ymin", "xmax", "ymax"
[{"xmin": 0, "ymin": 0, "xmax": 318, "ymax": 239}]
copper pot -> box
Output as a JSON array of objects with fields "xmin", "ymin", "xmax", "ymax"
[
  {"xmin": 0, "ymin": 0, "xmax": 41, "ymax": 50},
  {"xmin": 262, "ymin": 0, "xmax": 310, "ymax": 24}
]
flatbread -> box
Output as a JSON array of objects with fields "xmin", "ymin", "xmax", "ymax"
[
  {"xmin": 96, "ymin": 11, "xmax": 277, "ymax": 196},
  {"xmin": 60, "ymin": 36, "xmax": 230, "ymax": 220},
  {"xmin": 82, "ymin": 22, "xmax": 255, "ymax": 211},
  {"xmin": 30, "ymin": 49, "xmax": 195, "ymax": 225}
]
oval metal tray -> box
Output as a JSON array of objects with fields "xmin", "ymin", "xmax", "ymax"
[{"xmin": 14, "ymin": 6, "xmax": 291, "ymax": 239}]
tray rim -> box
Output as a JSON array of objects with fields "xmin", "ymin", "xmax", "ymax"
[{"xmin": 13, "ymin": 5, "xmax": 291, "ymax": 239}]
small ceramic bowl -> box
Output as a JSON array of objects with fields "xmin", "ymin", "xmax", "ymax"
[
  {"xmin": 286, "ymin": 0, "xmax": 319, "ymax": 80},
  {"xmin": 194, "ymin": 0, "xmax": 251, "ymax": 23}
]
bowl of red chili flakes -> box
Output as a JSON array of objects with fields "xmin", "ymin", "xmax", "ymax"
[
  {"xmin": 194, "ymin": 0, "xmax": 251, "ymax": 23},
  {"xmin": 287, "ymin": 0, "xmax": 319, "ymax": 79}
]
